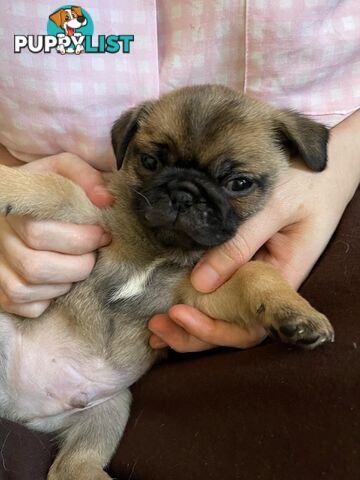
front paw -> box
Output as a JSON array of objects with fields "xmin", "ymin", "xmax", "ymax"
[{"xmin": 268, "ymin": 306, "xmax": 334, "ymax": 350}]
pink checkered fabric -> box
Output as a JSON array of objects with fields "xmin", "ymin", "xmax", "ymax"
[{"xmin": 0, "ymin": 0, "xmax": 359, "ymax": 168}]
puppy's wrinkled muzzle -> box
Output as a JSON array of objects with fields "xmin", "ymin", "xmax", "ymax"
[
  {"xmin": 135, "ymin": 167, "xmax": 240, "ymax": 249},
  {"xmin": 171, "ymin": 187, "xmax": 195, "ymax": 213}
]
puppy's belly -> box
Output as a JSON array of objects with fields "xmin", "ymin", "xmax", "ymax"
[{"xmin": 6, "ymin": 322, "xmax": 134, "ymax": 422}]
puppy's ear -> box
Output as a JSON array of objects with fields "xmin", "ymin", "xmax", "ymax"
[
  {"xmin": 49, "ymin": 9, "xmax": 64, "ymax": 27},
  {"xmin": 111, "ymin": 102, "xmax": 153, "ymax": 169},
  {"xmin": 274, "ymin": 110, "xmax": 329, "ymax": 172},
  {"xmin": 72, "ymin": 6, "xmax": 83, "ymax": 16}
]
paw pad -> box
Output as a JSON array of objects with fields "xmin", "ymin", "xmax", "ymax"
[{"xmin": 271, "ymin": 309, "xmax": 335, "ymax": 350}]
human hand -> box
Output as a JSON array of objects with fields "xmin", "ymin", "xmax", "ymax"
[
  {"xmin": 149, "ymin": 112, "xmax": 360, "ymax": 352},
  {"xmin": 0, "ymin": 153, "xmax": 113, "ymax": 317}
]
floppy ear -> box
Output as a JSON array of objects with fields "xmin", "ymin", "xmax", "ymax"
[
  {"xmin": 111, "ymin": 102, "xmax": 153, "ymax": 169},
  {"xmin": 49, "ymin": 9, "xmax": 65, "ymax": 27},
  {"xmin": 72, "ymin": 6, "xmax": 83, "ymax": 16},
  {"xmin": 275, "ymin": 110, "xmax": 329, "ymax": 172}
]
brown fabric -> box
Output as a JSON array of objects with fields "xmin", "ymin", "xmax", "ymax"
[{"xmin": 0, "ymin": 188, "xmax": 359, "ymax": 480}]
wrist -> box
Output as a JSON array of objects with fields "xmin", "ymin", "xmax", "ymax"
[{"xmin": 327, "ymin": 110, "xmax": 360, "ymax": 204}]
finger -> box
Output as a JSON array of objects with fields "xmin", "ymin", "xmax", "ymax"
[
  {"xmin": 0, "ymin": 256, "xmax": 72, "ymax": 303},
  {"xmin": 0, "ymin": 289, "xmax": 50, "ymax": 318},
  {"xmin": 191, "ymin": 204, "xmax": 283, "ymax": 293},
  {"xmin": 19, "ymin": 153, "xmax": 113, "ymax": 207},
  {"xmin": 148, "ymin": 314, "xmax": 214, "ymax": 352},
  {"xmin": 52, "ymin": 154, "xmax": 113, "ymax": 207},
  {"xmin": 149, "ymin": 335, "xmax": 168, "ymax": 349},
  {"xmin": 149, "ymin": 308, "xmax": 268, "ymax": 352},
  {"xmin": 7, "ymin": 215, "xmax": 111, "ymax": 255},
  {"xmin": 0, "ymin": 225, "xmax": 96, "ymax": 284},
  {"xmin": 169, "ymin": 305, "xmax": 268, "ymax": 349}
]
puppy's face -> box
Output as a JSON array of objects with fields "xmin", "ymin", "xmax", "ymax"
[
  {"xmin": 49, "ymin": 7, "xmax": 86, "ymax": 31},
  {"xmin": 112, "ymin": 85, "xmax": 328, "ymax": 250}
]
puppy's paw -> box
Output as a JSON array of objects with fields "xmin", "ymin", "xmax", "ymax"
[{"xmin": 268, "ymin": 306, "xmax": 334, "ymax": 350}]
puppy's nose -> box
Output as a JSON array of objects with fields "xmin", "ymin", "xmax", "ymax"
[
  {"xmin": 171, "ymin": 189, "xmax": 193, "ymax": 212},
  {"xmin": 78, "ymin": 15, "xmax": 86, "ymax": 23}
]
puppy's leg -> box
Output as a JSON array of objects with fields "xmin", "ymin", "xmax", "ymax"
[
  {"xmin": 0, "ymin": 165, "xmax": 101, "ymax": 224},
  {"xmin": 48, "ymin": 389, "xmax": 131, "ymax": 480},
  {"xmin": 180, "ymin": 261, "xmax": 334, "ymax": 349}
]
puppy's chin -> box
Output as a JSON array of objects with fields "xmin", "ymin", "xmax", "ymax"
[
  {"xmin": 148, "ymin": 216, "xmax": 239, "ymax": 250},
  {"xmin": 152, "ymin": 229, "xmax": 205, "ymax": 250},
  {"xmin": 133, "ymin": 168, "xmax": 241, "ymax": 251}
]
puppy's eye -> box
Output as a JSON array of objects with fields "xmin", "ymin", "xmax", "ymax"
[
  {"xmin": 65, "ymin": 14, "xmax": 70, "ymax": 20},
  {"xmin": 225, "ymin": 177, "xmax": 255, "ymax": 195},
  {"xmin": 140, "ymin": 154, "xmax": 158, "ymax": 171}
]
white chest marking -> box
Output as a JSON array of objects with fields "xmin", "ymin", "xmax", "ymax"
[{"xmin": 111, "ymin": 259, "xmax": 163, "ymax": 301}]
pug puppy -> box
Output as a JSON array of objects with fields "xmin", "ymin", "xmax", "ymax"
[{"xmin": 0, "ymin": 85, "xmax": 334, "ymax": 480}]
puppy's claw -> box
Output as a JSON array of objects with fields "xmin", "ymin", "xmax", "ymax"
[{"xmin": 270, "ymin": 309, "xmax": 334, "ymax": 350}]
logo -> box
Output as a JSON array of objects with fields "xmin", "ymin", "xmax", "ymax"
[{"xmin": 14, "ymin": 5, "xmax": 134, "ymax": 55}]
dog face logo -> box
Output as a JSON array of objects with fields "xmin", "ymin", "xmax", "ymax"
[
  {"xmin": 49, "ymin": 6, "xmax": 88, "ymax": 37},
  {"xmin": 14, "ymin": 5, "xmax": 134, "ymax": 55},
  {"xmin": 49, "ymin": 5, "xmax": 89, "ymax": 54}
]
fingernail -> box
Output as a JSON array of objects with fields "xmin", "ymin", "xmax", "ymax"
[
  {"xmin": 150, "ymin": 337, "xmax": 167, "ymax": 349},
  {"xmin": 100, "ymin": 232, "xmax": 112, "ymax": 245},
  {"xmin": 91, "ymin": 186, "xmax": 114, "ymax": 208},
  {"xmin": 261, "ymin": 332, "xmax": 269, "ymax": 343},
  {"xmin": 93, "ymin": 185, "xmax": 109, "ymax": 197},
  {"xmin": 169, "ymin": 308, "xmax": 192, "ymax": 327},
  {"xmin": 192, "ymin": 263, "xmax": 220, "ymax": 292},
  {"xmin": 257, "ymin": 327, "xmax": 269, "ymax": 341},
  {"xmin": 250, "ymin": 327, "xmax": 268, "ymax": 346}
]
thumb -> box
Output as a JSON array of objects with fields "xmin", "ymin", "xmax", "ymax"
[
  {"xmin": 191, "ymin": 207, "xmax": 281, "ymax": 293},
  {"xmin": 52, "ymin": 154, "xmax": 114, "ymax": 207},
  {"xmin": 20, "ymin": 153, "xmax": 113, "ymax": 208}
]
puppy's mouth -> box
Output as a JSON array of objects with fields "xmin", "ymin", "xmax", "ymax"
[{"xmin": 134, "ymin": 168, "xmax": 240, "ymax": 250}]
